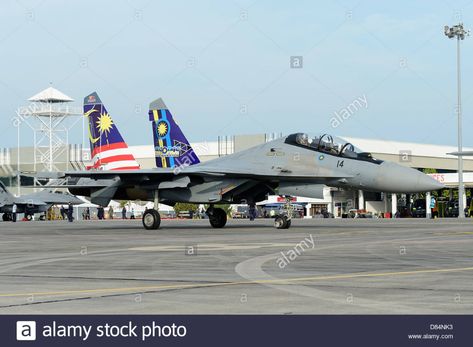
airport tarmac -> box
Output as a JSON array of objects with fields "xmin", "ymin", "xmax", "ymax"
[{"xmin": 0, "ymin": 218, "xmax": 472, "ymax": 314}]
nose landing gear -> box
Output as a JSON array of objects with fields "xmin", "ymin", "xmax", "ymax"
[
  {"xmin": 274, "ymin": 215, "xmax": 291, "ymax": 229},
  {"xmin": 274, "ymin": 196, "xmax": 294, "ymax": 229}
]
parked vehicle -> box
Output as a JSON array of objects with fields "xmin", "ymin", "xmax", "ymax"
[
  {"xmin": 411, "ymin": 199, "xmax": 426, "ymax": 218},
  {"xmin": 232, "ymin": 205, "xmax": 249, "ymax": 219},
  {"xmin": 445, "ymin": 198, "xmax": 470, "ymax": 218}
]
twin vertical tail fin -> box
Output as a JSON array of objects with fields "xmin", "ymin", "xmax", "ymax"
[
  {"xmin": 148, "ymin": 98, "xmax": 200, "ymax": 169},
  {"xmin": 84, "ymin": 92, "xmax": 140, "ymax": 171},
  {"xmin": 0, "ymin": 181, "xmax": 13, "ymax": 205}
]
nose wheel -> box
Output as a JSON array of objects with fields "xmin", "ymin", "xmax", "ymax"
[
  {"xmin": 274, "ymin": 195, "xmax": 294, "ymax": 229},
  {"xmin": 142, "ymin": 209, "xmax": 161, "ymax": 230},
  {"xmin": 274, "ymin": 215, "xmax": 291, "ymax": 229}
]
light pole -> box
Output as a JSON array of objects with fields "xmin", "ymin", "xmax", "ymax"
[{"xmin": 444, "ymin": 23, "xmax": 469, "ymax": 218}]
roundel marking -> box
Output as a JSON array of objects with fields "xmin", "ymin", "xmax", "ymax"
[{"xmin": 157, "ymin": 120, "xmax": 169, "ymax": 138}]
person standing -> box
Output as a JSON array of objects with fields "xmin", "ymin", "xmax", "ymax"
[
  {"xmin": 67, "ymin": 202, "xmax": 73, "ymax": 222},
  {"xmin": 122, "ymin": 206, "xmax": 127, "ymax": 219},
  {"xmin": 12, "ymin": 203, "xmax": 17, "ymax": 222},
  {"xmin": 108, "ymin": 206, "xmax": 114, "ymax": 220},
  {"xmin": 249, "ymin": 203, "xmax": 256, "ymax": 221},
  {"xmin": 60, "ymin": 206, "xmax": 66, "ymax": 220}
]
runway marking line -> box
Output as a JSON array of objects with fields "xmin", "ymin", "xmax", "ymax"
[
  {"xmin": 433, "ymin": 231, "xmax": 473, "ymax": 235},
  {"xmin": 129, "ymin": 243, "xmax": 296, "ymax": 251},
  {"xmin": 1, "ymin": 266, "xmax": 473, "ymax": 299}
]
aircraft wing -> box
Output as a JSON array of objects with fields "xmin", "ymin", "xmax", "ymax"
[
  {"xmin": 21, "ymin": 190, "xmax": 83, "ymax": 205},
  {"xmin": 35, "ymin": 165, "xmax": 351, "ymax": 207},
  {"xmin": 46, "ymin": 165, "xmax": 352, "ymax": 182},
  {"xmin": 11, "ymin": 197, "xmax": 47, "ymax": 206}
]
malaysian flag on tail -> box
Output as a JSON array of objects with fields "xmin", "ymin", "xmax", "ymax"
[
  {"xmin": 84, "ymin": 92, "xmax": 140, "ymax": 171},
  {"xmin": 148, "ymin": 98, "xmax": 200, "ymax": 169}
]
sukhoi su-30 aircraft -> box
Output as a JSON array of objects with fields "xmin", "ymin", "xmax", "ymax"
[{"xmin": 47, "ymin": 92, "xmax": 444, "ymax": 230}]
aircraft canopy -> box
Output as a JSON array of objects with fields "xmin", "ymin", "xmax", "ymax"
[{"xmin": 285, "ymin": 133, "xmax": 383, "ymax": 163}]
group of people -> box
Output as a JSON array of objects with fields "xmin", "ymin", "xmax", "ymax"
[
  {"xmin": 8, "ymin": 203, "xmax": 135, "ymax": 223},
  {"xmin": 59, "ymin": 203, "xmax": 75, "ymax": 222},
  {"xmin": 121, "ymin": 206, "xmax": 135, "ymax": 219},
  {"xmin": 81, "ymin": 207, "xmax": 91, "ymax": 220},
  {"xmin": 83, "ymin": 205, "xmax": 135, "ymax": 221}
]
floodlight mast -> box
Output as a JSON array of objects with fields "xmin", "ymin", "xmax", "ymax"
[{"xmin": 444, "ymin": 23, "xmax": 469, "ymax": 218}]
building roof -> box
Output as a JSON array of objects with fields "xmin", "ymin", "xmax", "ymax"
[
  {"xmin": 342, "ymin": 136, "xmax": 473, "ymax": 160},
  {"xmin": 28, "ymin": 87, "xmax": 74, "ymax": 103}
]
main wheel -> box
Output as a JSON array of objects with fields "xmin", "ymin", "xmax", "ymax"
[
  {"xmin": 274, "ymin": 215, "xmax": 291, "ymax": 229},
  {"xmin": 142, "ymin": 209, "xmax": 161, "ymax": 230},
  {"xmin": 2, "ymin": 213, "xmax": 10, "ymax": 221},
  {"xmin": 209, "ymin": 208, "xmax": 227, "ymax": 228}
]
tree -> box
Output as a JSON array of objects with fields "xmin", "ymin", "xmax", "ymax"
[
  {"xmin": 422, "ymin": 168, "xmax": 437, "ymax": 174},
  {"xmin": 173, "ymin": 203, "xmax": 199, "ymax": 217},
  {"xmin": 118, "ymin": 200, "xmax": 129, "ymax": 208}
]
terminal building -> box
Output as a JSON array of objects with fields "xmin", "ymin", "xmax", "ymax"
[{"xmin": 1, "ymin": 87, "xmax": 472, "ymax": 219}]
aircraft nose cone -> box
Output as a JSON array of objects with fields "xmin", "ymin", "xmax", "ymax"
[
  {"xmin": 378, "ymin": 162, "xmax": 445, "ymax": 193},
  {"xmin": 417, "ymin": 173, "xmax": 445, "ymax": 192}
]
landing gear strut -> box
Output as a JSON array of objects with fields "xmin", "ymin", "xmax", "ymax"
[
  {"xmin": 274, "ymin": 196, "xmax": 293, "ymax": 229},
  {"xmin": 206, "ymin": 206, "xmax": 227, "ymax": 228}
]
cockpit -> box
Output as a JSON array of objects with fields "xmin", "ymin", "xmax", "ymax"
[{"xmin": 285, "ymin": 133, "xmax": 383, "ymax": 163}]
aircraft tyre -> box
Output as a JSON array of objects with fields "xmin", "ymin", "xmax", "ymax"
[
  {"xmin": 142, "ymin": 209, "xmax": 161, "ymax": 230},
  {"xmin": 2, "ymin": 213, "xmax": 11, "ymax": 221},
  {"xmin": 209, "ymin": 208, "xmax": 227, "ymax": 228},
  {"xmin": 274, "ymin": 215, "xmax": 291, "ymax": 229}
]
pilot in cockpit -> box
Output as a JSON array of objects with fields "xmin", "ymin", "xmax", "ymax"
[{"xmin": 296, "ymin": 133, "xmax": 310, "ymax": 146}]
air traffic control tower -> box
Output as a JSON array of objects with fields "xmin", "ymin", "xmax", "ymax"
[{"xmin": 15, "ymin": 86, "xmax": 82, "ymax": 173}]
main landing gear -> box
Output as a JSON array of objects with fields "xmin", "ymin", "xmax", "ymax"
[
  {"xmin": 143, "ymin": 190, "xmax": 161, "ymax": 230},
  {"xmin": 142, "ymin": 209, "xmax": 161, "ymax": 230},
  {"xmin": 206, "ymin": 206, "xmax": 227, "ymax": 228},
  {"xmin": 274, "ymin": 196, "xmax": 294, "ymax": 229}
]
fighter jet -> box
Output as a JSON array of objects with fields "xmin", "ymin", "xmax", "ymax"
[
  {"xmin": 45, "ymin": 92, "xmax": 444, "ymax": 230},
  {"xmin": 0, "ymin": 181, "xmax": 82, "ymax": 221}
]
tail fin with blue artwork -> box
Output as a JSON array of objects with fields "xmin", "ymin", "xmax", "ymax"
[
  {"xmin": 84, "ymin": 92, "xmax": 140, "ymax": 171},
  {"xmin": 148, "ymin": 98, "xmax": 200, "ymax": 169}
]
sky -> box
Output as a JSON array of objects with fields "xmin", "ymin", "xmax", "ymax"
[{"xmin": 1, "ymin": 0, "xmax": 473, "ymax": 149}]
